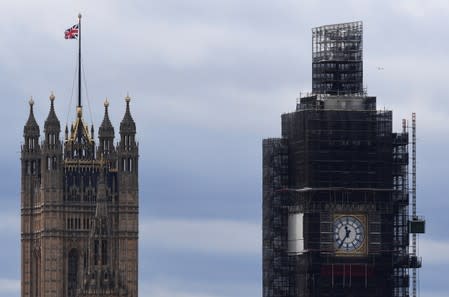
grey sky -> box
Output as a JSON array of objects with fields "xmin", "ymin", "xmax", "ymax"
[{"xmin": 0, "ymin": 0, "xmax": 448, "ymax": 296}]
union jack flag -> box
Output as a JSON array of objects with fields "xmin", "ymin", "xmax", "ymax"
[{"xmin": 64, "ymin": 24, "xmax": 79, "ymax": 39}]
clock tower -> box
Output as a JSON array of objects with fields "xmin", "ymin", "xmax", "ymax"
[{"xmin": 262, "ymin": 21, "xmax": 424, "ymax": 297}]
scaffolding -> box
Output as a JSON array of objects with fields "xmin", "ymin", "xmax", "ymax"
[
  {"xmin": 263, "ymin": 20, "xmax": 424, "ymax": 297},
  {"xmin": 262, "ymin": 138, "xmax": 291, "ymax": 297},
  {"xmin": 409, "ymin": 113, "xmax": 425, "ymax": 297},
  {"xmin": 392, "ymin": 119, "xmax": 409, "ymax": 297},
  {"xmin": 312, "ymin": 22, "xmax": 363, "ymax": 95},
  {"xmin": 263, "ymin": 94, "xmax": 422, "ymax": 297}
]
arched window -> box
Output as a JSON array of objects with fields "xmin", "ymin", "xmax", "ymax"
[
  {"xmin": 25, "ymin": 161, "xmax": 30, "ymax": 175},
  {"xmin": 28, "ymin": 138, "xmax": 34, "ymax": 150},
  {"xmin": 94, "ymin": 240, "xmax": 99, "ymax": 265},
  {"xmin": 68, "ymin": 249, "xmax": 78, "ymax": 297},
  {"xmin": 33, "ymin": 251, "xmax": 41, "ymax": 297},
  {"xmin": 101, "ymin": 240, "xmax": 108, "ymax": 265}
]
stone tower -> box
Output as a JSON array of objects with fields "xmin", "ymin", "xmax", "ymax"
[
  {"xmin": 262, "ymin": 22, "xmax": 423, "ymax": 297},
  {"xmin": 21, "ymin": 94, "xmax": 139, "ymax": 297}
]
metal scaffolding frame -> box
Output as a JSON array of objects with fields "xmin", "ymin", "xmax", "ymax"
[
  {"xmin": 263, "ymin": 21, "xmax": 424, "ymax": 297},
  {"xmin": 263, "ymin": 94, "xmax": 422, "ymax": 297},
  {"xmin": 312, "ymin": 22, "xmax": 363, "ymax": 95}
]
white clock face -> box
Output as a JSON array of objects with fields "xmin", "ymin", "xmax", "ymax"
[{"xmin": 334, "ymin": 216, "xmax": 365, "ymax": 252}]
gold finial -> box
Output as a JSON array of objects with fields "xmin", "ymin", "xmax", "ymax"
[
  {"xmin": 76, "ymin": 106, "xmax": 83, "ymax": 117},
  {"xmin": 125, "ymin": 93, "xmax": 131, "ymax": 103},
  {"xmin": 29, "ymin": 96, "xmax": 34, "ymax": 106},
  {"xmin": 104, "ymin": 98, "xmax": 109, "ymax": 107},
  {"xmin": 49, "ymin": 91, "xmax": 55, "ymax": 101}
]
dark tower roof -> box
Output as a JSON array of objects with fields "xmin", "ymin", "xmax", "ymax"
[
  {"xmin": 99, "ymin": 98, "xmax": 114, "ymax": 138},
  {"xmin": 24, "ymin": 97, "xmax": 40, "ymax": 137},
  {"xmin": 44, "ymin": 92, "xmax": 60, "ymax": 133},
  {"xmin": 119, "ymin": 95, "xmax": 136, "ymax": 134}
]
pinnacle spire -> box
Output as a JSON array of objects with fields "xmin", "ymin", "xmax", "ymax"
[
  {"xmin": 24, "ymin": 96, "xmax": 40, "ymax": 137},
  {"xmin": 99, "ymin": 98, "xmax": 114, "ymax": 138},
  {"xmin": 120, "ymin": 94, "xmax": 136, "ymax": 134},
  {"xmin": 44, "ymin": 92, "xmax": 60, "ymax": 133}
]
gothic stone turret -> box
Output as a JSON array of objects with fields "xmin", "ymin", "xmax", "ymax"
[
  {"xmin": 21, "ymin": 98, "xmax": 42, "ymax": 297},
  {"xmin": 21, "ymin": 94, "xmax": 139, "ymax": 297}
]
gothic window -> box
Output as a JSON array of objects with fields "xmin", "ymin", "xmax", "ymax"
[
  {"xmin": 31, "ymin": 161, "xmax": 36, "ymax": 175},
  {"xmin": 101, "ymin": 240, "xmax": 108, "ymax": 265},
  {"xmin": 52, "ymin": 156, "xmax": 57, "ymax": 170},
  {"xmin": 33, "ymin": 252, "xmax": 40, "ymax": 297},
  {"xmin": 28, "ymin": 138, "xmax": 35, "ymax": 150},
  {"xmin": 48, "ymin": 133, "xmax": 55, "ymax": 145},
  {"xmin": 25, "ymin": 161, "xmax": 31, "ymax": 175},
  {"xmin": 68, "ymin": 249, "xmax": 78, "ymax": 297},
  {"xmin": 94, "ymin": 240, "xmax": 99, "ymax": 265},
  {"xmin": 101, "ymin": 220, "xmax": 108, "ymax": 235},
  {"xmin": 129, "ymin": 158, "xmax": 133, "ymax": 172}
]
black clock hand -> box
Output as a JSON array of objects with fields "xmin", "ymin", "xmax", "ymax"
[{"xmin": 338, "ymin": 226, "xmax": 351, "ymax": 248}]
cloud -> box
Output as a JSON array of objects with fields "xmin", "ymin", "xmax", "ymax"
[
  {"xmin": 419, "ymin": 238, "xmax": 449, "ymax": 265},
  {"xmin": 0, "ymin": 212, "xmax": 19, "ymax": 235},
  {"xmin": 140, "ymin": 218, "xmax": 260, "ymax": 255},
  {"xmin": 0, "ymin": 279, "xmax": 19, "ymax": 294},
  {"xmin": 139, "ymin": 277, "xmax": 260, "ymax": 297},
  {"xmin": 140, "ymin": 285, "xmax": 224, "ymax": 297},
  {"xmin": 419, "ymin": 291, "xmax": 449, "ymax": 297},
  {"xmin": 392, "ymin": 0, "xmax": 449, "ymax": 18}
]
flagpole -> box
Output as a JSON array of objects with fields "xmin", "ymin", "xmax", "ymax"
[{"xmin": 78, "ymin": 13, "xmax": 82, "ymax": 108}]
